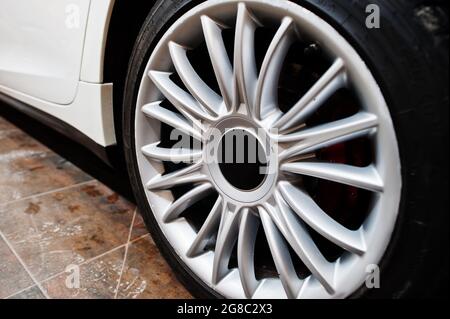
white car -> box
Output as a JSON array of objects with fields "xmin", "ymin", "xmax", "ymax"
[{"xmin": 0, "ymin": 0, "xmax": 448, "ymax": 299}]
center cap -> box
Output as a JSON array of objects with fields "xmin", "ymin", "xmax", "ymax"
[{"xmin": 205, "ymin": 116, "xmax": 278, "ymax": 204}]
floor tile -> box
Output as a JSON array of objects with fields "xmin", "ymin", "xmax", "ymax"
[
  {"xmin": 117, "ymin": 235, "xmax": 192, "ymax": 299},
  {"xmin": 131, "ymin": 211, "xmax": 149, "ymax": 241},
  {"xmin": 0, "ymin": 236, "xmax": 34, "ymax": 298},
  {"xmin": 0, "ymin": 130, "xmax": 93, "ymax": 203},
  {"xmin": 43, "ymin": 247, "xmax": 125, "ymax": 299},
  {"xmin": 7, "ymin": 286, "xmax": 46, "ymax": 299},
  {"xmin": 0, "ymin": 115, "xmax": 190, "ymax": 299},
  {"xmin": 0, "ymin": 181, "xmax": 135, "ymax": 281}
]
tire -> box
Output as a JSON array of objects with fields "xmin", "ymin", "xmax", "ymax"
[{"xmin": 123, "ymin": 0, "xmax": 449, "ymax": 298}]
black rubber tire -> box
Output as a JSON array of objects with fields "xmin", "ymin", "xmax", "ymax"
[{"xmin": 122, "ymin": 0, "xmax": 449, "ymax": 299}]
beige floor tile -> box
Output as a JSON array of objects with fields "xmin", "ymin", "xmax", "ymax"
[
  {"xmin": 0, "ymin": 181, "xmax": 135, "ymax": 281},
  {"xmin": 0, "ymin": 115, "xmax": 190, "ymax": 299}
]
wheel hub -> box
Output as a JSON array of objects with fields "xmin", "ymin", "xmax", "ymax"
[{"xmin": 205, "ymin": 114, "xmax": 278, "ymax": 204}]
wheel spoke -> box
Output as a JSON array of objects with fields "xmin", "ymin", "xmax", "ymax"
[
  {"xmin": 279, "ymin": 112, "xmax": 378, "ymax": 160},
  {"xmin": 259, "ymin": 206, "xmax": 302, "ymax": 299},
  {"xmin": 201, "ymin": 16, "xmax": 235, "ymax": 111},
  {"xmin": 149, "ymin": 70, "xmax": 214, "ymax": 122},
  {"xmin": 234, "ymin": 3, "xmax": 259, "ymax": 113},
  {"xmin": 279, "ymin": 182, "xmax": 367, "ymax": 255},
  {"xmin": 238, "ymin": 209, "xmax": 260, "ymax": 298},
  {"xmin": 212, "ymin": 202, "xmax": 241, "ymax": 285},
  {"xmin": 142, "ymin": 143, "xmax": 203, "ymax": 163},
  {"xmin": 163, "ymin": 183, "xmax": 214, "ymax": 223},
  {"xmin": 282, "ymin": 162, "xmax": 383, "ymax": 192},
  {"xmin": 141, "ymin": 102, "xmax": 203, "ymax": 141},
  {"xmin": 264, "ymin": 194, "xmax": 336, "ymax": 294},
  {"xmin": 187, "ymin": 196, "xmax": 223, "ymax": 257},
  {"xmin": 273, "ymin": 58, "xmax": 347, "ymax": 131},
  {"xmin": 169, "ymin": 41, "xmax": 224, "ymax": 116},
  {"xmin": 255, "ymin": 17, "xmax": 295, "ymax": 120},
  {"xmin": 146, "ymin": 162, "xmax": 207, "ymax": 191}
]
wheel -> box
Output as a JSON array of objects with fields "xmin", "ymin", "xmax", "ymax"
[{"xmin": 123, "ymin": 0, "xmax": 449, "ymax": 299}]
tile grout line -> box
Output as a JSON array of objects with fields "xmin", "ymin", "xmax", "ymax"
[
  {"xmin": 114, "ymin": 208, "xmax": 137, "ymax": 299},
  {"xmin": 129, "ymin": 232, "xmax": 150, "ymax": 245},
  {"xmin": 0, "ymin": 179, "xmax": 96, "ymax": 208},
  {"xmin": 0, "ymin": 230, "xmax": 50, "ymax": 299}
]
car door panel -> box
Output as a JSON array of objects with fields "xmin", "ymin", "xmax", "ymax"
[{"xmin": 0, "ymin": 0, "xmax": 90, "ymax": 104}]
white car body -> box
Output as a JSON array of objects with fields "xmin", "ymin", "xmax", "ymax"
[{"xmin": 0, "ymin": 0, "xmax": 116, "ymax": 147}]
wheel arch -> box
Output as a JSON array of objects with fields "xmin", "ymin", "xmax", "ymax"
[{"xmin": 102, "ymin": 0, "xmax": 159, "ymax": 168}]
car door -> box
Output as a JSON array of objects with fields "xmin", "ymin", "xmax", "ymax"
[{"xmin": 0, "ymin": 0, "xmax": 90, "ymax": 105}]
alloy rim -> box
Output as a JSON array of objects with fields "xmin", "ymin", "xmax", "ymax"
[{"xmin": 134, "ymin": 0, "xmax": 402, "ymax": 298}]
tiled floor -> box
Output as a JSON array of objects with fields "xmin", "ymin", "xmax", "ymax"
[{"xmin": 0, "ymin": 116, "xmax": 191, "ymax": 299}]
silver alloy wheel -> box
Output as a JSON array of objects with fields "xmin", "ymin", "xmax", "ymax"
[{"xmin": 134, "ymin": 0, "xmax": 402, "ymax": 299}]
